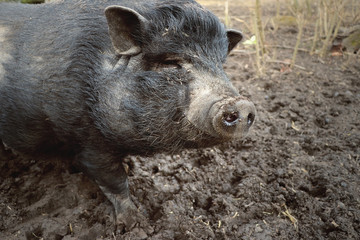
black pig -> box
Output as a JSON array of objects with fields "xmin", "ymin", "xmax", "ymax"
[{"xmin": 0, "ymin": 0, "xmax": 256, "ymax": 232}]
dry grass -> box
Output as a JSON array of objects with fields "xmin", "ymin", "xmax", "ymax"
[{"xmin": 200, "ymin": 0, "xmax": 360, "ymax": 73}]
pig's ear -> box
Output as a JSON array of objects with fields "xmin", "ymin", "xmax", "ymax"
[
  {"xmin": 105, "ymin": 6, "xmax": 148, "ymax": 56},
  {"xmin": 227, "ymin": 29, "xmax": 243, "ymax": 54}
]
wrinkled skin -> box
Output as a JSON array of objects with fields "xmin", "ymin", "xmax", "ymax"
[{"xmin": 0, "ymin": 0, "xmax": 256, "ymax": 235}]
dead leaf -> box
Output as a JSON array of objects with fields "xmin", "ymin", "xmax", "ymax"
[{"xmin": 291, "ymin": 121, "xmax": 300, "ymax": 131}]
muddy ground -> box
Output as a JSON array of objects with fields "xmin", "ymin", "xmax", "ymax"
[{"xmin": 1, "ymin": 1, "xmax": 359, "ymax": 240}]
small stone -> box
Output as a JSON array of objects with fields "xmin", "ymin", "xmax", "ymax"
[
  {"xmin": 337, "ymin": 201, "xmax": 346, "ymax": 209},
  {"xmin": 132, "ymin": 228, "xmax": 148, "ymax": 240},
  {"xmin": 269, "ymin": 126, "xmax": 278, "ymax": 135},
  {"xmin": 345, "ymin": 90, "xmax": 353, "ymax": 97},
  {"xmin": 255, "ymin": 224, "xmax": 263, "ymax": 233}
]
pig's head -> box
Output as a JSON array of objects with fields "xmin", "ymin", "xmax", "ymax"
[{"xmin": 101, "ymin": 1, "xmax": 256, "ymax": 153}]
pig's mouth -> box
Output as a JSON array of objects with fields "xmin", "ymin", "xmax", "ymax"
[{"xmin": 181, "ymin": 119, "xmax": 225, "ymax": 149}]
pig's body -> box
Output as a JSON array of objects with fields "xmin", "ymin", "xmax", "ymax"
[
  {"xmin": 1, "ymin": 1, "xmax": 130, "ymax": 154},
  {"xmin": 0, "ymin": 0, "xmax": 256, "ymax": 233}
]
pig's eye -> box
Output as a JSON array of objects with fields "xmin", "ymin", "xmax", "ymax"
[{"xmin": 160, "ymin": 59, "xmax": 182, "ymax": 69}]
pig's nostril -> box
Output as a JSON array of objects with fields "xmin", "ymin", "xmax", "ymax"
[
  {"xmin": 247, "ymin": 112, "xmax": 255, "ymax": 126},
  {"xmin": 223, "ymin": 112, "xmax": 239, "ymax": 126}
]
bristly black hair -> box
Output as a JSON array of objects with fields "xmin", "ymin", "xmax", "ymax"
[{"xmin": 135, "ymin": 0, "xmax": 229, "ymax": 70}]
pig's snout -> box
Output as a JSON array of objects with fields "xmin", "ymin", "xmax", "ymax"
[{"xmin": 211, "ymin": 98, "xmax": 256, "ymax": 139}]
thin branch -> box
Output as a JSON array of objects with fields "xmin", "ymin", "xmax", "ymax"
[
  {"xmin": 267, "ymin": 45, "xmax": 309, "ymax": 52},
  {"xmin": 266, "ymin": 60, "xmax": 307, "ymax": 70}
]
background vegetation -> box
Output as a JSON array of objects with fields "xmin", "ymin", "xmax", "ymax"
[{"xmin": 200, "ymin": 0, "xmax": 360, "ymax": 75}]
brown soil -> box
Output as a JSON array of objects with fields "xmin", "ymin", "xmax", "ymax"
[{"xmin": 1, "ymin": 1, "xmax": 359, "ymax": 240}]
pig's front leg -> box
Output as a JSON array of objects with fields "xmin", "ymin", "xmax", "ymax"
[
  {"xmin": 76, "ymin": 148, "xmax": 153, "ymax": 234},
  {"xmin": 98, "ymin": 184, "xmax": 139, "ymax": 229}
]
